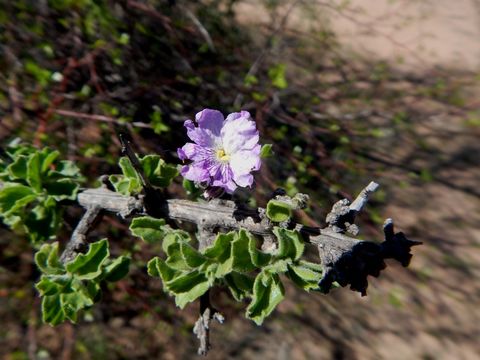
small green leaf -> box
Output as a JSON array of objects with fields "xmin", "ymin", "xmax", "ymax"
[
  {"xmin": 273, "ymin": 227, "xmax": 305, "ymax": 261},
  {"xmin": 44, "ymin": 179, "xmax": 79, "ymax": 200},
  {"xmin": 174, "ymin": 280, "xmax": 211, "ymax": 309},
  {"xmin": 103, "ymin": 256, "xmax": 130, "ymax": 282},
  {"xmin": 246, "ymin": 272, "xmax": 285, "ymax": 325},
  {"xmin": 260, "ymin": 144, "xmax": 273, "ymax": 158},
  {"xmin": 34, "ymin": 242, "xmax": 64, "ymax": 275},
  {"xmin": 268, "ymin": 63, "xmax": 288, "ymax": 89},
  {"xmin": 231, "ymin": 230, "xmax": 256, "ymax": 272},
  {"xmin": 42, "ymin": 294, "xmax": 64, "ymax": 325},
  {"xmin": 0, "ymin": 183, "xmax": 36, "ymax": 216},
  {"xmin": 147, "ymin": 257, "xmax": 178, "ymax": 282},
  {"xmin": 66, "ymin": 239, "xmax": 109, "ymax": 280},
  {"xmin": 166, "ymin": 270, "xmax": 207, "ymax": 293},
  {"xmin": 7, "ymin": 155, "xmax": 28, "ymax": 180},
  {"xmin": 130, "ymin": 216, "xmax": 168, "ymax": 243},
  {"xmin": 180, "ymin": 243, "xmax": 208, "ymax": 268},
  {"xmin": 26, "ymin": 152, "xmax": 42, "ymax": 192},
  {"xmin": 202, "ymin": 232, "xmax": 234, "ymax": 260},
  {"xmin": 225, "ymin": 272, "xmax": 254, "ymax": 301},
  {"xmin": 286, "ymin": 263, "xmax": 322, "ymax": 291},
  {"xmin": 263, "ymin": 259, "xmax": 290, "ymax": 274},
  {"xmin": 266, "ymin": 200, "xmax": 292, "ymax": 222},
  {"xmin": 118, "ymin": 157, "xmax": 138, "ymax": 179},
  {"xmin": 162, "ymin": 230, "xmax": 191, "ymax": 254},
  {"xmin": 247, "ymin": 232, "xmax": 272, "ymax": 267},
  {"xmin": 165, "ymin": 243, "xmax": 191, "ymax": 271}
]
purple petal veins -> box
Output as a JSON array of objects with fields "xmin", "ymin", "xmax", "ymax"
[{"xmin": 177, "ymin": 109, "xmax": 262, "ymax": 193}]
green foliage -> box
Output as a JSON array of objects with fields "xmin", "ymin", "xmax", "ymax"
[
  {"xmin": 0, "ymin": 144, "xmax": 83, "ymax": 243},
  {"xmin": 266, "ymin": 200, "xmax": 293, "ymax": 222},
  {"xmin": 134, "ymin": 214, "xmax": 322, "ymax": 324},
  {"xmin": 35, "ymin": 239, "xmax": 130, "ymax": 325},
  {"xmin": 260, "ymin": 144, "xmax": 274, "ymax": 158},
  {"xmin": 268, "ymin": 63, "xmax": 288, "ymax": 89},
  {"xmin": 109, "ymin": 155, "xmax": 178, "ymax": 196}
]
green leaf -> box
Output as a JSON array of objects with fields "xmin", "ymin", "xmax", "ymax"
[
  {"xmin": 263, "ymin": 259, "xmax": 290, "ymax": 274},
  {"xmin": 165, "ymin": 243, "xmax": 191, "ymax": 271},
  {"xmin": 225, "ymin": 272, "xmax": 254, "ymax": 301},
  {"xmin": 26, "ymin": 152, "xmax": 42, "ymax": 192},
  {"xmin": 266, "ymin": 200, "xmax": 292, "ymax": 222},
  {"xmin": 180, "ymin": 243, "xmax": 208, "ymax": 268},
  {"xmin": 273, "ymin": 227, "xmax": 305, "ymax": 261},
  {"xmin": 42, "ymin": 294, "xmax": 64, "ymax": 325},
  {"xmin": 174, "ymin": 280, "xmax": 211, "ymax": 309},
  {"xmin": 162, "ymin": 230, "xmax": 190, "ymax": 254},
  {"xmin": 260, "ymin": 144, "xmax": 273, "ymax": 158},
  {"xmin": 24, "ymin": 197, "xmax": 60, "ymax": 243},
  {"xmin": 231, "ymin": 230, "xmax": 256, "ymax": 272},
  {"xmin": 103, "ymin": 256, "xmax": 130, "ymax": 282},
  {"xmin": 246, "ymin": 272, "xmax": 285, "ymax": 325},
  {"xmin": 39, "ymin": 148, "xmax": 60, "ymax": 173},
  {"xmin": 247, "ymin": 232, "xmax": 272, "ymax": 267},
  {"xmin": 118, "ymin": 156, "xmax": 138, "ymax": 179},
  {"xmin": 44, "ymin": 179, "xmax": 79, "ymax": 200},
  {"xmin": 140, "ymin": 155, "xmax": 178, "ymax": 188},
  {"xmin": 7, "ymin": 155, "xmax": 28, "ymax": 180},
  {"xmin": 130, "ymin": 216, "xmax": 168, "ymax": 243},
  {"xmin": 36, "ymin": 275, "xmax": 71, "ymax": 296},
  {"xmin": 34, "ymin": 242, "xmax": 64, "ymax": 275},
  {"xmin": 66, "ymin": 239, "xmax": 109, "ymax": 280},
  {"xmin": 0, "ymin": 183, "xmax": 37, "ymax": 216},
  {"xmin": 147, "ymin": 257, "xmax": 178, "ymax": 282},
  {"xmin": 286, "ymin": 263, "xmax": 322, "ymax": 291},
  {"xmin": 166, "ymin": 270, "xmax": 208, "ymax": 293},
  {"xmin": 52, "ymin": 160, "xmax": 81, "ymax": 178},
  {"xmin": 202, "ymin": 232, "xmax": 234, "ymax": 260},
  {"xmin": 268, "ymin": 63, "xmax": 288, "ymax": 89}
]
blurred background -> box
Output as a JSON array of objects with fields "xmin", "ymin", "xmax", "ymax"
[{"xmin": 0, "ymin": 0, "xmax": 479, "ymax": 359}]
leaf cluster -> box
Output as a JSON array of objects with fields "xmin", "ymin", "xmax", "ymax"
[
  {"xmin": 35, "ymin": 239, "xmax": 130, "ymax": 325},
  {"xmin": 0, "ymin": 144, "xmax": 83, "ymax": 243},
  {"xmin": 109, "ymin": 155, "xmax": 178, "ymax": 196},
  {"xmin": 131, "ymin": 217, "xmax": 324, "ymax": 325}
]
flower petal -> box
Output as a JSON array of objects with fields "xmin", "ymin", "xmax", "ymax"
[
  {"xmin": 196, "ymin": 109, "xmax": 224, "ymax": 135},
  {"xmin": 178, "ymin": 143, "xmax": 215, "ymax": 162},
  {"xmin": 184, "ymin": 119, "xmax": 218, "ymax": 148},
  {"xmin": 221, "ymin": 114, "xmax": 259, "ymax": 154},
  {"xmin": 180, "ymin": 162, "xmax": 211, "ymax": 183}
]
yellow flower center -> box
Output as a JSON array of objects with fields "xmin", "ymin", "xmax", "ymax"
[{"xmin": 216, "ymin": 149, "xmax": 230, "ymax": 162}]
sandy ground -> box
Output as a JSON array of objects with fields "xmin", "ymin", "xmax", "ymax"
[{"xmin": 236, "ymin": 0, "xmax": 480, "ymax": 71}]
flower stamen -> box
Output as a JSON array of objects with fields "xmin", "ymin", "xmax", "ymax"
[{"xmin": 216, "ymin": 149, "xmax": 230, "ymax": 162}]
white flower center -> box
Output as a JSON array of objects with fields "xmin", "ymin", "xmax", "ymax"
[{"xmin": 216, "ymin": 149, "xmax": 230, "ymax": 162}]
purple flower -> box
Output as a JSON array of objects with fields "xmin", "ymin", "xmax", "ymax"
[{"xmin": 177, "ymin": 109, "xmax": 261, "ymax": 194}]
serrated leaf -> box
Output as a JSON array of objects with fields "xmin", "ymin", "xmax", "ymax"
[
  {"xmin": 162, "ymin": 230, "xmax": 190, "ymax": 254},
  {"xmin": 44, "ymin": 179, "xmax": 79, "ymax": 200},
  {"xmin": 39, "ymin": 148, "xmax": 60, "ymax": 173},
  {"xmin": 26, "ymin": 152, "xmax": 42, "ymax": 192},
  {"xmin": 52, "ymin": 160, "xmax": 81, "ymax": 178},
  {"xmin": 129, "ymin": 216, "xmax": 168, "ymax": 243},
  {"xmin": 180, "ymin": 243, "xmax": 208, "ymax": 268},
  {"xmin": 165, "ymin": 243, "xmax": 191, "ymax": 271},
  {"xmin": 231, "ymin": 230, "xmax": 256, "ymax": 272},
  {"xmin": 263, "ymin": 259, "xmax": 291, "ymax": 275},
  {"xmin": 166, "ymin": 270, "xmax": 208, "ymax": 294},
  {"xmin": 147, "ymin": 257, "xmax": 178, "ymax": 282},
  {"xmin": 36, "ymin": 275, "xmax": 71, "ymax": 296},
  {"xmin": 247, "ymin": 231, "xmax": 272, "ymax": 267},
  {"xmin": 286, "ymin": 263, "xmax": 322, "ymax": 291},
  {"xmin": 266, "ymin": 200, "xmax": 292, "ymax": 222},
  {"xmin": 118, "ymin": 157, "xmax": 138, "ymax": 179},
  {"xmin": 246, "ymin": 272, "xmax": 285, "ymax": 325},
  {"xmin": 35, "ymin": 242, "xmax": 64, "ymax": 275},
  {"xmin": 42, "ymin": 294, "xmax": 64, "ymax": 325},
  {"xmin": 24, "ymin": 198, "xmax": 60, "ymax": 243},
  {"xmin": 202, "ymin": 232, "xmax": 234, "ymax": 260},
  {"xmin": 225, "ymin": 272, "xmax": 254, "ymax": 301},
  {"xmin": 140, "ymin": 155, "xmax": 178, "ymax": 188},
  {"xmin": 66, "ymin": 239, "xmax": 109, "ymax": 280},
  {"xmin": 174, "ymin": 280, "xmax": 211, "ymax": 309},
  {"xmin": 103, "ymin": 256, "xmax": 130, "ymax": 282},
  {"xmin": 0, "ymin": 183, "xmax": 37, "ymax": 216},
  {"xmin": 273, "ymin": 227, "xmax": 305, "ymax": 261},
  {"xmin": 7, "ymin": 155, "xmax": 28, "ymax": 180}
]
